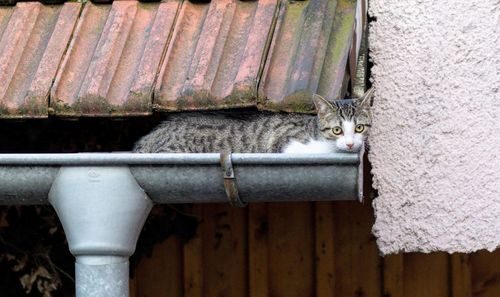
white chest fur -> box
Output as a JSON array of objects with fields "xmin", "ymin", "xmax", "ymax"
[{"xmin": 282, "ymin": 139, "xmax": 337, "ymax": 154}]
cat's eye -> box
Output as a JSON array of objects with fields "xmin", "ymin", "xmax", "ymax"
[
  {"xmin": 331, "ymin": 127, "xmax": 343, "ymax": 135},
  {"xmin": 355, "ymin": 124, "xmax": 365, "ymax": 133}
]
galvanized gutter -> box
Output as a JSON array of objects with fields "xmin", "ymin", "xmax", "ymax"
[
  {"xmin": 0, "ymin": 152, "xmax": 363, "ymax": 297},
  {"xmin": 0, "ymin": 152, "xmax": 363, "ymax": 204}
]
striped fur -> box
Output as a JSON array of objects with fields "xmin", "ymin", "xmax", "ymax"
[{"xmin": 134, "ymin": 90, "xmax": 373, "ymax": 153}]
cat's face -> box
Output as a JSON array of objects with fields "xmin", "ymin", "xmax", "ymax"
[{"xmin": 312, "ymin": 88, "xmax": 373, "ymax": 152}]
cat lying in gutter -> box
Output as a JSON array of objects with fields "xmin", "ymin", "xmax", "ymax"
[{"xmin": 134, "ymin": 89, "xmax": 373, "ymax": 154}]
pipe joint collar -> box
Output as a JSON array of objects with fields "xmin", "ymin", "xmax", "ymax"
[{"xmin": 49, "ymin": 166, "xmax": 153, "ymax": 258}]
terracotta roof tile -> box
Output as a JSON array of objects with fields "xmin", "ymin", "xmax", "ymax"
[
  {"xmin": 0, "ymin": 0, "xmax": 146, "ymax": 4},
  {"xmin": 258, "ymin": 0, "xmax": 359, "ymax": 113},
  {"xmin": 90, "ymin": 0, "xmax": 150, "ymax": 4},
  {"xmin": 0, "ymin": 0, "xmax": 365, "ymax": 118},
  {"xmin": 0, "ymin": 2, "xmax": 80, "ymax": 118},
  {"xmin": 51, "ymin": 0, "xmax": 179, "ymax": 117},
  {"xmin": 154, "ymin": 0, "xmax": 278, "ymax": 111},
  {"xmin": 0, "ymin": 0, "xmax": 68, "ymax": 5}
]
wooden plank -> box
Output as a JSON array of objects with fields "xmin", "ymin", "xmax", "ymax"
[
  {"xmin": 201, "ymin": 203, "xmax": 247, "ymax": 297},
  {"xmin": 184, "ymin": 205, "xmax": 204, "ymax": 297},
  {"xmin": 451, "ymin": 253, "xmax": 471, "ymax": 297},
  {"xmin": 248, "ymin": 203, "xmax": 269, "ymax": 297},
  {"xmin": 130, "ymin": 276, "xmax": 137, "ymax": 297},
  {"xmin": 403, "ymin": 252, "xmax": 449, "ymax": 297},
  {"xmin": 383, "ymin": 254, "xmax": 404, "ymax": 297},
  {"xmin": 333, "ymin": 201, "xmax": 381, "ymax": 297},
  {"xmin": 315, "ymin": 201, "xmax": 336, "ymax": 297},
  {"xmin": 135, "ymin": 236, "xmax": 183, "ymax": 297},
  {"xmin": 268, "ymin": 202, "xmax": 314, "ymax": 297},
  {"xmin": 470, "ymin": 250, "xmax": 500, "ymax": 297}
]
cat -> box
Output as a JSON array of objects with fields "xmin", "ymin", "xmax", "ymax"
[{"xmin": 133, "ymin": 88, "xmax": 373, "ymax": 154}]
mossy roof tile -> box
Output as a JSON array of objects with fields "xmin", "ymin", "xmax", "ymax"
[{"xmin": 0, "ymin": 0, "xmax": 365, "ymax": 118}]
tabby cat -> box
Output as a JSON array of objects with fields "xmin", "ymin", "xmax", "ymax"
[{"xmin": 133, "ymin": 89, "xmax": 373, "ymax": 154}]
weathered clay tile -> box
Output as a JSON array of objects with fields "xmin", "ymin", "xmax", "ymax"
[
  {"xmin": 90, "ymin": 0, "xmax": 145, "ymax": 3},
  {"xmin": 154, "ymin": 0, "xmax": 278, "ymax": 111},
  {"xmin": 0, "ymin": 0, "xmax": 69, "ymax": 5},
  {"xmin": 51, "ymin": 0, "xmax": 179, "ymax": 117},
  {"xmin": 0, "ymin": 2, "xmax": 80, "ymax": 118},
  {"xmin": 0, "ymin": 0, "xmax": 362, "ymax": 118},
  {"xmin": 258, "ymin": 0, "xmax": 358, "ymax": 113}
]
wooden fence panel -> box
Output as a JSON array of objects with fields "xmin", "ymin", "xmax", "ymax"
[
  {"xmin": 134, "ymin": 237, "xmax": 183, "ymax": 297},
  {"xmin": 315, "ymin": 201, "xmax": 336, "ymax": 297},
  {"xmin": 183, "ymin": 205, "xmax": 204, "ymax": 297},
  {"xmin": 201, "ymin": 204, "xmax": 247, "ymax": 297},
  {"xmin": 451, "ymin": 253, "xmax": 471, "ymax": 297},
  {"xmin": 268, "ymin": 202, "xmax": 314, "ymax": 297},
  {"xmin": 130, "ymin": 275, "xmax": 137, "ymax": 297},
  {"xmin": 248, "ymin": 203, "xmax": 269, "ymax": 297},
  {"xmin": 403, "ymin": 253, "xmax": 449, "ymax": 297},
  {"xmin": 130, "ymin": 203, "xmax": 499, "ymax": 297},
  {"xmin": 383, "ymin": 254, "xmax": 404, "ymax": 297},
  {"xmin": 333, "ymin": 201, "xmax": 381, "ymax": 297},
  {"xmin": 471, "ymin": 250, "xmax": 500, "ymax": 297}
]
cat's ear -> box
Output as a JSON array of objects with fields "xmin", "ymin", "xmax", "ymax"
[
  {"xmin": 357, "ymin": 87, "xmax": 375, "ymax": 109},
  {"xmin": 312, "ymin": 94, "xmax": 337, "ymax": 118}
]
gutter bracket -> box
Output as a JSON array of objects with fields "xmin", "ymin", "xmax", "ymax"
[{"xmin": 220, "ymin": 153, "xmax": 247, "ymax": 207}]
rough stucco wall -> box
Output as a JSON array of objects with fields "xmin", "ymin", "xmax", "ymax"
[{"xmin": 369, "ymin": 0, "xmax": 500, "ymax": 254}]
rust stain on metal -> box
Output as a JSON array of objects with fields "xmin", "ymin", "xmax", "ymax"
[
  {"xmin": 258, "ymin": 0, "xmax": 358, "ymax": 113},
  {"xmin": 155, "ymin": 0, "xmax": 278, "ymax": 111},
  {"xmin": 0, "ymin": 2, "xmax": 80, "ymax": 118},
  {"xmin": 51, "ymin": 0, "xmax": 180, "ymax": 117}
]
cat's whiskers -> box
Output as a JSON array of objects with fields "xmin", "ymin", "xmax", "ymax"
[{"xmin": 133, "ymin": 89, "xmax": 374, "ymax": 154}]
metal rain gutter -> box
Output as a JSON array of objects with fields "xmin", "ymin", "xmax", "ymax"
[
  {"xmin": 0, "ymin": 152, "xmax": 363, "ymax": 204},
  {"xmin": 0, "ymin": 152, "xmax": 364, "ymax": 297}
]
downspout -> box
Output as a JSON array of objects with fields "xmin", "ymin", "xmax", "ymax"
[
  {"xmin": 0, "ymin": 152, "xmax": 363, "ymax": 297},
  {"xmin": 49, "ymin": 167, "xmax": 152, "ymax": 297}
]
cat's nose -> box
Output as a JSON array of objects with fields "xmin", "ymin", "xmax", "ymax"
[{"xmin": 346, "ymin": 143, "xmax": 353, "ymax": 149}]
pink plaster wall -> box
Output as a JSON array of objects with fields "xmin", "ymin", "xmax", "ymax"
[{"xmin": 368, "ymin": 0, "xmax": 500, "ymax": 254}]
